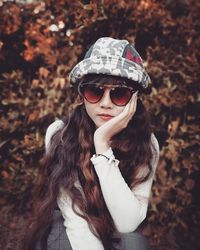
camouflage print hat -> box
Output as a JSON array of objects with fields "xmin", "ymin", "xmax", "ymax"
[{"xmin": 69, "ymin": 37, "xmax": 151, "ymax": 89}]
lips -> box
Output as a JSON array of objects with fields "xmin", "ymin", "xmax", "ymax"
[
  {"xmin": 98, "ymin": 113, "xmax": 113, "ymax": 118},
  {"xmin": 98, "ymin": 114, "xmax": 114, "ymax": 121}
]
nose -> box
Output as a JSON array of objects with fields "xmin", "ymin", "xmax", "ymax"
[{"xmin": 99, "ymin": 89, "xmax": 113, "ymax": 108}]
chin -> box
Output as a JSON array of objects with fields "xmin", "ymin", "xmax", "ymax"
[
  {"xmin": 96, "ymin": 121, "xmax": 108, "ymax": 128},
  {"xmin": 93, "ymin": 117, "xmax": 109, "ymax": 128}
]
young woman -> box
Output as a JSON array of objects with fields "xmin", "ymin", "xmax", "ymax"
[{"xmin": 24, "ymin": 37, "xmax": 159, "ymax": 250}]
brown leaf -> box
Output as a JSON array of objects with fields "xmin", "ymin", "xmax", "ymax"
[
  {"xmin": 39, "ymin": 67, "xmax": 50, "ymax": 78},
  {"xmin": 27, "ymin": 110, "xmax": 40, "ymax": 123},
  {"xmin": 185, "ymin": 179, "xmax": 195, "ymax": 191},
  {"xmin": 168, "ymin": 119, "xmax": 180, "ymax": 135},
  {"xmin": 1, "ymin": 170, "xmax": 10, "ymax": 179}
]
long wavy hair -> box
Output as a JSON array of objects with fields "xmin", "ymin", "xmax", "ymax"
[{"xmin": 23, "ymin": 74, "xmax": 154, "ymax": 250}]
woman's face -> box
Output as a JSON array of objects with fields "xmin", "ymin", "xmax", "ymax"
[{"xmin": 83, "ymin": 85, "xmax": 126, "ymax": 128}]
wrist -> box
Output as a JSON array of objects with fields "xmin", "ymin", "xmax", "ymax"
[
  {"xmin": 94, "ymin": 141, "xmax": 110, "ymax": 154},
  {"xmin": 94, "ymin": 130, "xmax": 111, "ymax": 154}
]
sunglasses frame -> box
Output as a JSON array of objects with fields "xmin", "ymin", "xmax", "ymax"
[{"xmin": 79, "ymin": 83, "xmax": 138, "ymax": 106}]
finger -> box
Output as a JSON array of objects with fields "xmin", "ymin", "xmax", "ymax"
[
  {"xmin": 111, "ymin": 92, "xmax": 137, "ymax": 123},
  {"xmin": 124, "ymin": 93, "xmax": 137, "ymax": 124},
  {"xmin": 132, "ymin": 91, "xmax": 138, "ymax": 113},
  {"xmin": 127, "ymin": 91, "xmax": 138, "ymax": 116},
  {"xmin": 116, "ymin": 95, "xmax": 136, "ymax": 125}
]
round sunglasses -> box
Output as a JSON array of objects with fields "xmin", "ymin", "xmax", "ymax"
[{"xmin": 79, "ymin": 84, "xmax": 138, "ymax": 106}]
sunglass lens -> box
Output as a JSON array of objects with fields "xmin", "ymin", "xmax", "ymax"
[
  {"xmin": 83, "ymin": 85, "xmax": 103, "ymax": 103},
  {"xmin": 111, "ymin": 88, "xmax": 132, "ymax": 106}
]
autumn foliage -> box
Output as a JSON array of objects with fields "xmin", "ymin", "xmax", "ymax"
[{"xmin": 0, "ymin": 0, "xmax": 199, "ymax": 249}]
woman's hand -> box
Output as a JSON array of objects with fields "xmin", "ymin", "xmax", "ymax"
[{"xmin": 94, "ymin": 92, "xmax": 138, "ymax": 154}]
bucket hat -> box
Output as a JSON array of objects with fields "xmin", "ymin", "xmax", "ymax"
[{"xmin": 69, "ymin": 37, "xmax": 151, "ymax": 89}]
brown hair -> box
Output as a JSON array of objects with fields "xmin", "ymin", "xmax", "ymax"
[{"xmin": 23, "ymin": 74, "xmax": 154, "ymax": 250}]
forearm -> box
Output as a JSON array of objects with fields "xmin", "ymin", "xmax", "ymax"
[{"xmin": 91, "ymin": 148, "xmax": 148, "ymax": 232}]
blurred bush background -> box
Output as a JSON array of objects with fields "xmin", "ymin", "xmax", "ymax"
[{"xmin": 0, "ymin": 0, "xmax": 199, "ymax": 249}]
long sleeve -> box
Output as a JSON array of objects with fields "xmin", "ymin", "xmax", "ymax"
[{"xmin": 90, "ymin": 134, "xmax": 159, "ymax": 233}]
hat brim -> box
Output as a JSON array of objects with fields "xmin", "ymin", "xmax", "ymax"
[{"xmin": 69, "ymin": 56, "xmax": 151, "ymax": 89}]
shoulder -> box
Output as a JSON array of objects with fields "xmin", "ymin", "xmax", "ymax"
[
  {"xmin": 150, "ymin": 133, "xmax": 159, "ymax": 154},
  {"xmin": 150, "ymin": 133, "xmax": 160, "ymax": 171},
  {"xmin": 45, "ymin": 119, "xmax": 65, "ymax": 151}
]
